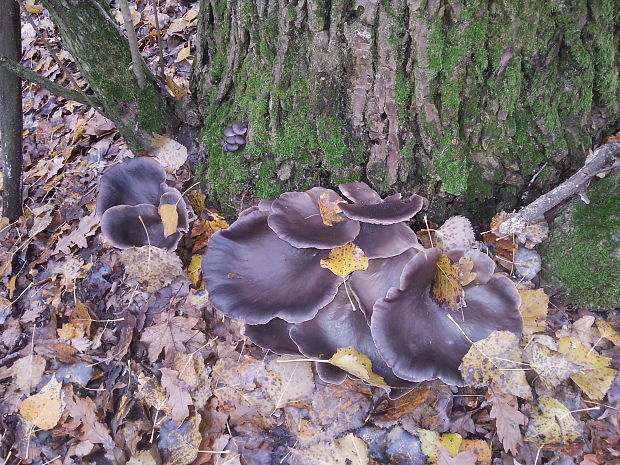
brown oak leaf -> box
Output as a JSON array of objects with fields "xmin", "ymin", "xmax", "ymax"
[
  {"xmin": 140, "ymin": 313, "xmax": 206, "ymax": 364},
  {"xmin": 488, "ymin": 391, "xmax": 527, "ymax": 455},
  {"xmin": 160, "ymin": 368, "xmax": 193, "ymax": 424}
]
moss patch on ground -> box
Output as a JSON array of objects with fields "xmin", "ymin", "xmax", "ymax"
[{"xmin": 540, "ymin": 169, "xmax": 620, "ymax": 310}]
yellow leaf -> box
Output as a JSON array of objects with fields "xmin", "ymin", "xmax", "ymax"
[
  {"xmin": 518, "ymin": 289, "xmax": 548, "ymax": 335},
  {"xmin": 318, "ymin": 192, "xmax": 346, "ymax": 226},
  {"xmin": 186, "ymin": 255, "xmax": 203, "ymax": 288},
  {"xmin": 186, "ymin": 191, "xmax": 206, "ymax": 214},
  {"xmin": 25, "ymin": 4, "xmax": 43, "ymax": 14},
  {"xmin": 320, "ymin": 242, "xmax": 368, "ymax": 278},
  {"xmin": 596, "ymin": 320, "xmax": 620, "ymax": 345},
  {"xmin": 419, "ymin": 430, "xmax": 464, "ymax": 465},
  {"xmin": 460, "ymin": 439, "xmax": 492, "ymax": 465},
  {"xmin": 165, "ymin": 76, "xmax": 188, "ymax": 98},
  {"xmin": 431, "ymin": 254, "xmax": 462, "ymax": 311},
  {"xmin": 7, "ymin": 275, "xmax": 16, "ymax": 299},
  {"xmin": 19, "ymin": 378, "xmax": 63, "ymax": 430},
  {"xmin": 328, "ymin": 346, "xmax": 386, "ymax": 387},
  {"xmin": 460, "ymin": 331, "xmax": 532, "ymax": 399},
  {"xmin": 58, "ymin": 322, "xmax": 82, "ymax": 340},
  {"xmin": 159, "ymin": 204, "xmax": 179, "ymax": 238},
  {"xmin": 524, "ymin": 397, "xmax": 581, "ymax": 446},
  {"xmin": 557, "ymin": 336, "xmax": 616, "ymax": 400},
  {"xmin": 175, "ymin": 44, "xmax": 191, "ymax": 63}
]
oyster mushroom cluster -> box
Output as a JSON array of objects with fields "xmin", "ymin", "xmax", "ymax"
[
  {"xmin": 202, "ymin": 183, "xmax": 523, "ymax": 397},
  {"xmin": 96, "ymin": 157, "xmax": 189, "ymax": 251},
  {"xmin": 219, "ymin": 122, "xmax": 247, "ymax": 152}
]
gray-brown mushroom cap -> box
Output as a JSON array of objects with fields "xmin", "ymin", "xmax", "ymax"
[
  {"xmin": 202, "ymin": 209, "xmax": 342, "ymax": 324},
  {"xmin": 244, "ymin": 319, "xmax": 300, "ymax": 356},
  {"xmin": 100, "ymin": 204, "xmax": 183, "ymax": 250},
  {"xmin": 354, "ymin": 222, "xmax": 422, "ymax": 259},
  {"xmin": 348, "ymin": 248, "xmax": 419, "ymax": 319},
  {"xmin": 96, "ymin": 157, "xmax": 167, "ymax": 215},
  {"xmin": 267, "ymin": 187, "xmax": 360, "ymax": 249},
  {"xmin": 289, "ymin": 288, "xmax": 415, "ymax": 393},
  {"xmin": 371, "ymin": 248, "xmax": 523, "ymax": 385},
  {"xmin": 338, "ymin": 182, "xmax": 424, "ymax": 225},
  {"xmin": 97, "ymin": 158, "xmax": 189, "ymax": 251}
]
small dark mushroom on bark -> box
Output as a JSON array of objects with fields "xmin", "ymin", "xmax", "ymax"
[
  {"xmin": 202, "ymin": 209, "xmax": 342, "ymax": 324},
  {"xmin": 232, "ymin": 121, "xmax": 247, "ymax": 135},
  {"xmin": 244, "ymin": 318, "xmax": 300, "ymax": 355},
  {"xmin": 338, "ymin": 182, "xmax": 424, "ymax": 225},
  {"xmin": 371, "ymin": 248, "xmax": 522, "ymax": 385},
  {"xmin": 268, "ymin": 187, "xmax": 360, "ymax": 249},
  {"xmin": 97, "ymin": 158, "xmax": 189, "ymax": 251},
  {"xmin": 290, "ymin": 288, "xmax": 415, "ymax": 395}
]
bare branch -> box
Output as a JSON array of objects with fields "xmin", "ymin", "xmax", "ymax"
[
  {"xmin": 499, "ymin": 143, "xmax": 620, "ymax": 236},
  {"xmin": 118, "ymin": 0, "xmax": 147, "ymax": 88}
]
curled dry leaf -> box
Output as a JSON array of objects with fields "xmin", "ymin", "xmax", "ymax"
[
  {"xmin": 11, "ymin": 355, "xmax": 46, "ymax": 392},
  {"xmin": 524, "ymin": 397, "xmax": 581, "ymax": 447},
  {"xmin": 328, "ymin": 346, "xmax": 387, "ymax": 387},
  {"xmin": 596, "ymin": 319, "xmax": 620, "ymax": 345},
  {"xmin": 523, "ymin": 339, "xmax": 581, "ymax": 388}
]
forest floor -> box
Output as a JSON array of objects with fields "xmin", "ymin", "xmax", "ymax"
[{"xmin": 0, "ymin": 1, "xmax": 619, "ymax": 465}]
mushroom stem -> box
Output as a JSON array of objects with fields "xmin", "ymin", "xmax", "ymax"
[{"xmin": 499, "ymin": 142, "xmax": 620, "ymax": 236}]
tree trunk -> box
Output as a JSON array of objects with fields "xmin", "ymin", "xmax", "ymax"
[
  {"xmin": 0, "ymin": 0, "xmax": 23, "ymax": 221},
  {"xmin": 191, "ymin": 0, "xmax": 619, "ymax": 220},
  {"xmin": 41, "ymin": 0, "xmax": 177, "ymax": 150}
]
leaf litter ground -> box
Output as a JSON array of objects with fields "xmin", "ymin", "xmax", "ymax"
[{"xmin": 1, "ymin": 2, "xmax": 620, "ymax": 465}]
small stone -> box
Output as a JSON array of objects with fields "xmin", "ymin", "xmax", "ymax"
[
  {"xmin": 223, "ymin": 126, "xmax": 235, "ymax": 137},
  {"xmin": 514, "ymin": 247, "xmax": 542, "ymax": 281},
  {"xmin": 232, "ymin": 122, "xmax": 247, "ymax": 135}
]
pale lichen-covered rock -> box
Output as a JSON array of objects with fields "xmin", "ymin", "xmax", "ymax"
[{"xmin": 540, "ymin": 169, "xmax": 620, "ymax": 310}]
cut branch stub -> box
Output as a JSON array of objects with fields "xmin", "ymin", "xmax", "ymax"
[
  {"xmin": 371, "ymin": 248, "xmax": 523, "ymax": 385},
  {"xmin": 338, "ymin": 182, "xmax": 424, "ymax": 225},
  {"xmin": 202, "ymin": 209, "xmax": 341, "ymax": 324},
  {"xmin": 267, "ymin": 187, "xmax": 360, "ymax": 249}
]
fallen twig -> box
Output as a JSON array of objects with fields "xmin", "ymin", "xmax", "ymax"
[{"xmin": 498, "ymin": 142, "xmax": 620, "ymax": 237}]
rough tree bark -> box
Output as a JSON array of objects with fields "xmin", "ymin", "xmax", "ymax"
[
  {"xmin": 0, "ymin": 0, "xmax": 23, "ymax": 221},
  {"xmin": 192, "ymin": 0, "xmax": 619, "ymax": 220},
  {"xmin": 40, "ymin": 0, "xmax": 177, "ymax": 150}
]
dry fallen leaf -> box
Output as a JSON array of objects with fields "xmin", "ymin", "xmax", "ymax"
[
  {"xmin": 328, "ymin": 346, "xmax": 386, "ymax": 387},
  {"xmin": 432, "ymin": 254, "xmax": 463, "ymax": 311},
  {"xmin": 159, "ymin": 203, "xmax": 179, "ymax": 238},
  {"xmin": 596, "ymin": 320, "xmax": 620, "ymax": 345},
  {"xmin": 524, "ymin": 397, "xmax": 581, "ymax": 447},
  {"xmin": 191, "ymin": 213, "xmax": 229, "ymax": 252},
  {"xmin": 488, "ymin": 390, "xmax": 527, "ymax": 455},
  {"xmin": 523, "ymin": 339, "xmax": 581, "ymax": 388},
  {"xmin": 318, "ymin": 192, "xmax": 346, "ymax": 226},
  {"xmin": 160, "ymin": 368, "xmax": 193, "ymax": 424},
  {"xmin": 140, "ymin": 313, "xmax": 206, "ymax": 364},
  {"xmin": 518, "ymin": 288, "xmax": 548, "ymax": 335},
  {"xmin": 19, "ymin": 377, "xmax": 63, "ymax": 430},
  {"xmin": 150, "ymin": 134, "xmax": 188, "ymax": 172},
  {"xmin": 459, "ymin": 439, "xmax": 491, "ymax": 465},
  {"xmin": 320, "ymin": 242, "xmax": 369, "ymax": 278},
  {"xmin": 120, "ymin": 246, "xmax": 184, "ymax": 293},
  {"xmin": 460, "ymin": 331, "xmax": 532, "ymax": 399},
  {"xmin": 158, "ymin": 413, "xmax": 201, "ymax": 465},
  {"xmin": 186, "ymin": 254, "xmax": 203, "ymax": 288},
  {"xmin": 557, "ymin": 336, "xmax": 616, "ymax": 400},
  {"xmin": 166, "ymin": 75, "xmax": 189, "ymax": 98},
  {"xmin": 175, "ymin": 44, "xmax": 191, "ymax": 63},
  {"xmin": 12, "ymin": 355, "xmax": 47, "ymax": 392}
]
